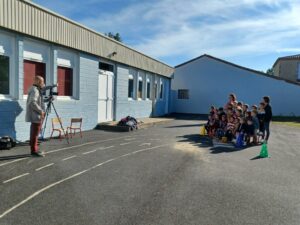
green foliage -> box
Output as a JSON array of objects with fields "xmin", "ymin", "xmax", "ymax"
[
  {"xmin": 266, "ymin": 68, "xmax": 274, "ymax": 75},
  {"xmin": 105, "ymin": 32, "xmax": 122, "ymax": 42}
]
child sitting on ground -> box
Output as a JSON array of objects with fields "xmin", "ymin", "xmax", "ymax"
[
  {"xmin": 245, "ymin": 118, "xmax": 255, "ymax": 145},
  {"xmin": 225, "ymin": 116, "xmax": 235, "ymax": 141},
  {"xmin": 216, "ymin": 114, "xmax": 227, "ymax": 139}
]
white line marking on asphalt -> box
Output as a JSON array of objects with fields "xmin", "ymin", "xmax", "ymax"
[
  {"xmin": 120, "ymin": 142, "xmax": 132, "ymax": 146},
  {"xmin": 98, "ymin": 145, "xmax": 114, "ymax": 150},
  {"xmin": 0, "ymin": 135, "xmax": 148, "ymax": 168},
  {"xmin": 0, "ymin": 158, "xmax": 27, "ymax": 167},
  {"xmin": 46, "ymin": 136, "xmax": 139, "ymax": 154},
  {"xmin": 0, "ymin": 170, "xmax": 88, "ymax": 219},
  {"xmin": 124, "ymin": 138, "xmax": 136, "ymax": 141},
  {"xmin": 3, "ymin": 173, "xmax": 30, "ymax": 184},
  {"xmin": 62, "ymin": 155, "xmax": 77, "ymax": 161},
  {"xmin": 0, "ymin": 144, "xmax": 168, "ymax": 219},
  {"xmin": 82, "ymin": 150, "xmax": 96, "ymax": 155},
  {"xmin": 35, "ymin": 163, "xmax": 54, "ymax": 171},
  {"xmin": 139, "ymin": 143, "xmax": 151, "ymax": 147}
]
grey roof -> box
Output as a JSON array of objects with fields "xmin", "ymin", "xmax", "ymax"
[{"xmin": 175, "ymin": 54, "xmax": 300, "ymax": 87}]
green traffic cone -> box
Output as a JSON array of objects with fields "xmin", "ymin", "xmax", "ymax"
[{"xmin": 259, "ymin": 142, "xmax": 269, "ymax": 158}]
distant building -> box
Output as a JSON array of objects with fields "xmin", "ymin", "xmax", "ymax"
[
  {"xmin": 171, "ymin": 54, "xmax": 300, "ymax": 116},
  {"xmin": 273, "ymin": 54, "xmax": 300, "ymax": 82}
]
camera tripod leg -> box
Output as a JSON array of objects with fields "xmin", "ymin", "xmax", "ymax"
[{"xmin": 41, "ymin": 102, "xmax": 51, "ymax": 140}]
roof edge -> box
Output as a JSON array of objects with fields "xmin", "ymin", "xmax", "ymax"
[
  {"xmin": 20, "ymin": 0, "xmax": 173, "ymax": 70},
  {"xmin": 176, "ymin": 54, "xmax": 300, "ymax": 87}
]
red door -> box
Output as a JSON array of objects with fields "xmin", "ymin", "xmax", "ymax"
[
  {"xmin": 57, "ymin": 67, "xmax": 73, "ymax": 96},
  {"xmin": 23, "ymin": 60, "xmax": 46, "ymax": 94}
]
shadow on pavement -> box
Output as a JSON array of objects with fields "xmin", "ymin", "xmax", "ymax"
[
  {"xmin": 177, "ymin": 134, "xmax": 255, "ymax": 154},
  {"xmin": 0, "ymin": 154, "xmax": 31, "ymax": 161},
  {"xmin": 166, "ymin": 123, "xmax": 205, "ymax": 128}
]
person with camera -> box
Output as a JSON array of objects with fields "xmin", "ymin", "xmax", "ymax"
[{"xmin": 25, "ymin": 76, "xmax": 57, "ymax": 157}]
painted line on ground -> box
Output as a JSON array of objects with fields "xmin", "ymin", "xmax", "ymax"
[
  {"xmin": 0, "ymin": 135, "xmax": 146, "ymax": 168},
  {"xmin": 120, "ymin": 142, "xmax": 133, "ymax": 146},
  {"xmin": 0, "ymin": 158, "xmax": 28, "ymax": 167},
  {"xmin": 62, "ymin": 155, "xmax": 77, "ymax": 161},
  {"xmin": 3, "ymin": 173, "xmax": 30, "ymax": 184},
  {"xmin": 139, "ymin": 143, "xmax": 151, "ymax": 147},
  {"xmin": 35, "ymin": 163, "xmax": 54, "ymax": 171},
  {"xmin": 124, "ymin": 138, "xmax": 136, "ymax": 141},
  {"xmin": 82, "ymin": 150, "xmax": 96, "ymax": 155},
  {"xmin": 46, "ymin": 135, "xmax": 144, "ymax": 155},
  {"xmin": 0, "ymin": 144, "xmax": 168, "ymax": 219}
]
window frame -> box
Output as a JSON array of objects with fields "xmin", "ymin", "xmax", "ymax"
[
  {"xmin": 146, "ymin": 77, "xmax": 151, "ymax": 100},
  {"xmin": 128, "ymin": 74, "xmax": 134, "ymax": 100},
  {"xmin": 178, "ymin": 89, "xmax": 189, "ymax": 99},
  {"xmin": 0, "ymin": 55, "xmax": 10, "ymax": 98},
  {"xmin": 159, "ymin": 80, "xmax": 164, "ymax": 100},
  {"xmin": 137, "ymin": 75, "xmax": 143, "ymax": 100},
  {"xmin": 297, "ymin": 63, "xmax": 300, "ymax": 81},
  {"xmin": 0, "ymin": 31, "xmax": 16, "ymax": 100},
  {"xmin": 56, "ymin": 66, "xmax": 73, "ymax": 98}
]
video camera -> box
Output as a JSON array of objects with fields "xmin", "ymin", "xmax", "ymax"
[{"xmin": 42, "ymin": 84, "xmax": 58, "ymax": 98}]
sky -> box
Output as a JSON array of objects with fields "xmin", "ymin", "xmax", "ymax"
[{"xmin": 33, "ymin": 0, "xmax": 300, "ymax": 71}]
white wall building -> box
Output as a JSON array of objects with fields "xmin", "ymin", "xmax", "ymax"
[{"xmin": 171, "ymin": 54, "xmax": 300, "ymax": 116}]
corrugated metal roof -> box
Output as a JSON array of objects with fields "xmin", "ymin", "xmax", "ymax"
[{"xmin": 0, "ymin": 0, "xmax": 174, "ymax": 77}]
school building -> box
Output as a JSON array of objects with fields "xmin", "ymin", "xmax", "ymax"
[
  {"xmin": 170, "ymin": 54, "xmax": 300, "ymax": 116},
  {"xmin": 0, "ymin": 0, "xmax": 173, "ymax": 141}
]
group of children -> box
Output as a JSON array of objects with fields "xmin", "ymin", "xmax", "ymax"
[{"xmin": 205, "ymin": 94, "xmax": 270, "ymax": 145}]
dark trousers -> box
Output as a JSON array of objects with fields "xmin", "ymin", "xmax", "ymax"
[
  {"xmin": 30, "ymin": 123, "xmax": 42, "ymax": 153},
  {"xmin": 264, "ymin": 121, "xmax": 270, "ymax": 141}
]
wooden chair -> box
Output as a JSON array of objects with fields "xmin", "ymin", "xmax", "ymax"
[
  {"xmin": 50, "ymin": 118, "xmax": 68, "ymax": 141},
  {"xmin": 67, "ymin": 118, "xmax": 83, "ymax": 138}
]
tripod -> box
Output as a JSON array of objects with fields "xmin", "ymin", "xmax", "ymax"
[{"xmin": 41, "ymin": 98, "xmax": 69, "ymax": 144}]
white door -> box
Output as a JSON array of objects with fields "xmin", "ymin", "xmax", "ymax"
[{"xmin": 98, "ymin": 70, "xmax": 114, "ymax": 122}]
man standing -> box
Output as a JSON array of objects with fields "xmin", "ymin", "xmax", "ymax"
[
  {"xmin": 262, "ymin": 96, "xmax": 272, "ymax": 143},
  {"xmin": 25, "ymin": 76, "xmax": 46, "ymax": 157}
]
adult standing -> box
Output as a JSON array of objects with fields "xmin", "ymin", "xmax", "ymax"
[
  {"xmin": 224, "ymin": 93, "xmax": 237, "ymax": 111},
  {"xmin": 262, "ymin": 96, "xmax": 272, "ymax": 143},
  {"xmin": 25, "ymin": 76, "xmax": 46, "ymax": 157}
]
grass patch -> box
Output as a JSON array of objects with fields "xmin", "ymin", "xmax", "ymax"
[{"xmin": 272, "ymin": 116, "xmax": 300, "ymax": 128}]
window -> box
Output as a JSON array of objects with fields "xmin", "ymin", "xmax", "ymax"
[
  {"xmin": 298, "ymin": 63, "xmax": 300, "ymax": 80},
  {"xmin": 160, "ymin": 82, "xmax": 164, "ymax": 99},
  {"xmin": 23, "ymin": 60, "xmax": 46, "ymax": 94},
  {"xmin": 146, "ymin": 78, "xmax": 151, "ymax": 99},
  {"xmin": 0, "ymin": 55, "xmax": 9, "ymax": 95},
  {"xmin": 178, "ymin": 89, "xmax": 189, "ymax": 99},
  {"xmin": 138, "ymin": 77, "xmax": 143, "ymax": 99},
  {"xmin": 57, "ymin": 66, "xmax": 73, "ymax": 96},
  {"xmin": 154, "ymin": 82, "xmax": 157, "ymax": 99},
  {"xmin": 99, "ymin": 62, "xmax": 114, "ymax": 72},
  {"xmin": 128, "ymin": 75, "xmax": 134, "ymax": 99}
]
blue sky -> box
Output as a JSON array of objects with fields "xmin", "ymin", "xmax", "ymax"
[{"xmin": 33, "ymin": 0, "xmax": 300, "ymax": 71}]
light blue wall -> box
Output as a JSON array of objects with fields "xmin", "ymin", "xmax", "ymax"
[
  {"xmin": 115, "ymin": 65, "xmax": 170, "ymax": 120},
  {"xmin": 0, "ymin": 31, "xmax": 99, "ymax": 141},
  {"xmin": 171, "ymin": 56, "xmax": 300, "ymax": 116}
]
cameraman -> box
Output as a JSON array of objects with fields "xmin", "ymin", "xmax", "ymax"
[{"xmin": 25, "ymin": 76, "xmax": 56, "ymax": 157}]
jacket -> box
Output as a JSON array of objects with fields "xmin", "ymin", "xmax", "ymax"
[
  {"xmin": 264, "ymin": 104, "xmax": 272, "ymax": 122},
  {"xmin": 25, "ymin": 85, "xmax": 45, "ymax": 123}
]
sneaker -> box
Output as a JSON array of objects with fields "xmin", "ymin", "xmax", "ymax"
[{"xmin": 31, "ymin": 151, "xmax": 45, "ymax": 157}]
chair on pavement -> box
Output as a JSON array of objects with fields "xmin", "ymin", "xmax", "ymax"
[
  {"xmin": 50, "ymin": 117, "xmax": 68, "ymax": 141},
  {"xmin": 67, "ymin": 118, "xmax": 83, "ymax": 138}
]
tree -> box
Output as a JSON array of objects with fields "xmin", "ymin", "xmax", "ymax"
[
  {"xmin": 266, "ymin": 68, "xmax": 274, "ymax": 75},
  {"xmin": 105, "ymin": 32, "xmax": 122, "ymax": 42}
]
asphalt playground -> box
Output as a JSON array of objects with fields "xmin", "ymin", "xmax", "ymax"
[{"xmin": 0, "ymin": 118, "xmax": 299, "ymax": 225}]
